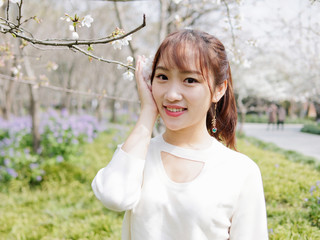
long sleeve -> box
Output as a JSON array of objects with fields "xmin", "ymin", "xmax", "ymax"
[
  {"xmin": 91, "ymin": 146, "xmax": 145, "ymax": 212},
  {"xmin": 229, "ymin": 163, "xmax": 268, "ymax": 240}
]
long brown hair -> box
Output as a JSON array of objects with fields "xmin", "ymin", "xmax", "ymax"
[{"xmin": 150, "ymin": 29, "xmax": 237, "ymax": 149}]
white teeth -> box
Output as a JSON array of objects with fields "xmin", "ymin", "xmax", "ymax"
[{"xmin": 166, "ymin": 107, "xmax": 184, "ymax": 112}]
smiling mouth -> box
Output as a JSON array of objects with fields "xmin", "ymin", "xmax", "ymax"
[{"xmin": 165, "ymin": 107, "xmax": 186, "ymax": 112}]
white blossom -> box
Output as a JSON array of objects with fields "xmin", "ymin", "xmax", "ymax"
[
  {"xmin": 112, "ymin": 35, "xmax": 132, "ymax": 50},
  {"xmin": 127, "ymin": 56, "xmax": 134, "ymax": 64},
  {"xmin": 243, "ymin": 59, "xmax": 251, "ymax": 69},
  {"xmin": 72, "ymin": 32, "xmax": 79, "ymax": 40},
  {"xmin": 9, "ymin": 0, "xmax": 20, "ymax": 4},
  {"xmin": 123, "ymin": 70, "xmax": 134, "ymax": 81},
  {"xmin": 82, "ymin": 15, "xmax": 94, "ymax": 28},
  {"xmin": 46, "ymin": 61, "xmax": 58, "ymax": 71},
  {"xmin": 11, "ymin": 67, "xmax": 19, "ymax": 75},
  {"xmin": 112, "ymin": 40, "xmax": 123, "ymax": 50},
  {"xmin": 173, "ymin": 0, "xmax": 182, "ymax": 4},
  {"xmin": 69, "ymin": 25, "xmax": 74, "ymax": 32},
  {"xmin": 122, "ymin": 35, "xmax": 132, "ymax": 46}
]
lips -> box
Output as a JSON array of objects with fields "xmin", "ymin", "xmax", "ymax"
[{"xmin": 163, "ymin": 105, "xmax": 187, "ymax": 117}]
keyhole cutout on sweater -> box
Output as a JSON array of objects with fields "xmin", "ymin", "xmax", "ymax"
[{"xmin": 161, "ymin": 151, "xmax": 204, "ymax": 183}]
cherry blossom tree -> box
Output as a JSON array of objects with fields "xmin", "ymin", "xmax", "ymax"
[{"xmin": 0, "ymin": 0, "xmax": 145, "ymax": 150}]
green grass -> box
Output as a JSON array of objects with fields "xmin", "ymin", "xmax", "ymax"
[
  {"xmin": 0, "ymin": 133, "xmax": 123, "ymax": 240},
  {"xmin": 238, "ymin": 138, "xmax": 320, "ymax": 239},
  {"xmin": 1, "ymin": 131, "xmax": 320, "ymax": 239}
]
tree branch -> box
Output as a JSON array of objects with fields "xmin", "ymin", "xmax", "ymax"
[
  {"xmin": 70, "ymin": 45, "xmax": 135, "ymax": 70},
  {"xmin": 1, "ymin": 14, "xmax": 146, "ymax": 47},
  {"xmin": 222, "ymin": 0, "xmax": 236, "ymax": 49}
]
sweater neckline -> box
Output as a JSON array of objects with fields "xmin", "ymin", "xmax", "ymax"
[{"xmin": 156, "ymin": 134, "xmax": 220, "ymax": 163}]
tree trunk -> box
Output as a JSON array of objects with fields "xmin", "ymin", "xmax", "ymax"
[
  {"xmin": 20, "ymin": 47, "xmax": 40, "ymax": 152},
  {"xmin": 159, "ymin": 0, "xmax": 169, "ymax": 44},
  {"xmin": 236, "ymin": 95, "xmax": 246, "ymax": 134},
  {"xmin": 110, "ymin": 99, "xmax": 117, "ymax": 123},
  {"xmin": 63, "ymin": 61, "xmax": 75, "ymax": 113},
  {"xmin": 97, "ymin": 99, "xmax": 106, "ymax": 122},
  {"xmin": 29, "ymin": 84, "xmax": 40, "ymax": 151},
  {"xmin": 3, "ymin": 80, "xmax": 14, "ymax": 120},
  {"xmin": 2, "ymin": 56, "xmax": 17, "ymax": 120},
  {"xmin": 314, "ymin": 101, "xmax": 320, "ymax": 122}
]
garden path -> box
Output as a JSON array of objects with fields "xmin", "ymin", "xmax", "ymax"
[{"xmin": 241, "ymin": 123, "xmax": 320, "ymax": 162}]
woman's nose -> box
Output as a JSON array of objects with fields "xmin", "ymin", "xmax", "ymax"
[{"xmin": 164, "ymin": 82, "xmax": 183, "ymax": 102}]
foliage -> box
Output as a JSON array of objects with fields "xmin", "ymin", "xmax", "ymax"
[
  {"xmin": 243, "ymin": 113, "xmax": 268, "ymax": 123},
  {"xmin": 0, "ymin": 131, "xmax": 125, "ymax": 239},
  {"xmin": 244, "ymin": 113, "xmax": 316, "ymax": 125},
  {"xmin": 301, "ymin": 123, "xmax": 320, "ymax": 135},
  {"xmin": 304, "ymin": 181, "xmax": 320, "ymax": 228},
  {"xmin": 0, "ymin": 128, "xmax": 320, "ymax": 238},
  {"xmin": 0, "ymin": 109, "xmax": 105, "ymax": 186}
]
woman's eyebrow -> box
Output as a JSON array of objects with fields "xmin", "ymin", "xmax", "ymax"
[
  {"xmin": 156, "ymin": 66, "xmax": 201, "ymax": 75},
  {"xmin": 180, "ymin": 70, "xmax": 202, "ymax": 75},
  {"xmin": 155, "ymin": 66, "xmax": 168, "ymax": 71}
]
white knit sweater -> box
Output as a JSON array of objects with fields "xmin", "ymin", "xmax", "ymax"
[{"xmin": 92, "ymin": 135, "xmax": 268, "ymax": 240}]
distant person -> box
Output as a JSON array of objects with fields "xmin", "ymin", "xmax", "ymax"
[
  {"xmin": 92, "ymin": 29, "xmax": 268, "ymax": 239},
  {"xmin": 277, "ymin": 106, "xmax": 286, "ymax": 130},
  {"xmin": 267, "ymin": 103, "xmax": 278, "ymax": 130}
]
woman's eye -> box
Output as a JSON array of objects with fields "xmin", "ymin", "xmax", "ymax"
[
  {"xmin": 184, "ymin": 78, "xmax": 198, "ymax": 84},
  {"xmin": 156, "ymin": 74, "xmax": 168, "ymax": 80}
]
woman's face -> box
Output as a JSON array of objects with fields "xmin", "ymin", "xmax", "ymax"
[{"xmin": 152, "ymin": 56, "xmax": 213, "ymax": 133}]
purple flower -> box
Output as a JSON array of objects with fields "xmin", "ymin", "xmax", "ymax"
[
  {"xmin": 37, "ymin": 147, "xmax": 43, "ymax": 154},
  {"xmin": 61, "ymin": 108, "xmax": 69, "ymax": 118},
  {"xmin": 310, "ymin": 185, "xmax": 316, "ymax": 196},
  {"xmin": 8, "ymin": 148, "xmax": 14, "ymax": 157},
  {"xmin": 29, "ymin": 163, "xmax": 39, "ymax": 169},
  {"xmin": 4, "ymin": 158, "xmax": 11, "ymax": 166},
  {"xmin": 56, "ymin": 155, "xmax": 64, "ymax": 163},
  {"xmin": 6, "ymin": 168, "xmax": 18, "ymax": 178},
  {"xmin": 36, "ymin": 175, "xmax": 42, "ymax": 181}
]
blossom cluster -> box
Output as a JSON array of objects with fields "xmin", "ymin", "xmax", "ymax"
[
  {"xmin": 0, "ymin": 109, "xmax": 105, "ymax": 184},
  {"xmin": 60, "ymin": 14, "xmax": 94, "ymax": 40},
  {"xmin": 111, "ymin": 27, "xmax": 132, "ymax": 50}
]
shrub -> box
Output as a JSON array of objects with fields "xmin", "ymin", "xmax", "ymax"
[
  {"xmin": 0, "ymin": 109, "xmax": 106, "ymax": 185},
  {"xmin": 301, "ymin": 123, "xmax": 320, "ymax": 135}
]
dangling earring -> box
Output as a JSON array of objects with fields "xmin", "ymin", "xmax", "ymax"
[{"xmin": 211, "ymin": 103, "xmax": 217, "ymax": 134}]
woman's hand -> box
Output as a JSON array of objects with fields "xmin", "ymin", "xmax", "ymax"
[
  {"xmin": 120, "ymin": 56, "xmax": 158, "ymax": 159},
  {"xmin": 135, "ymin": 55, "xmax": 159, "ymax": 118}
]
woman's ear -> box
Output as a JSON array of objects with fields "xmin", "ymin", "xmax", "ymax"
[{"xmin": 212, "ymin": 80, "xmax": 227, "ymax": 102}]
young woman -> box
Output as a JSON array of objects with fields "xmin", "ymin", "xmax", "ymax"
[{"xmin": 92, "ymin": 29, "xmax": 268, "ymax": 239}]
